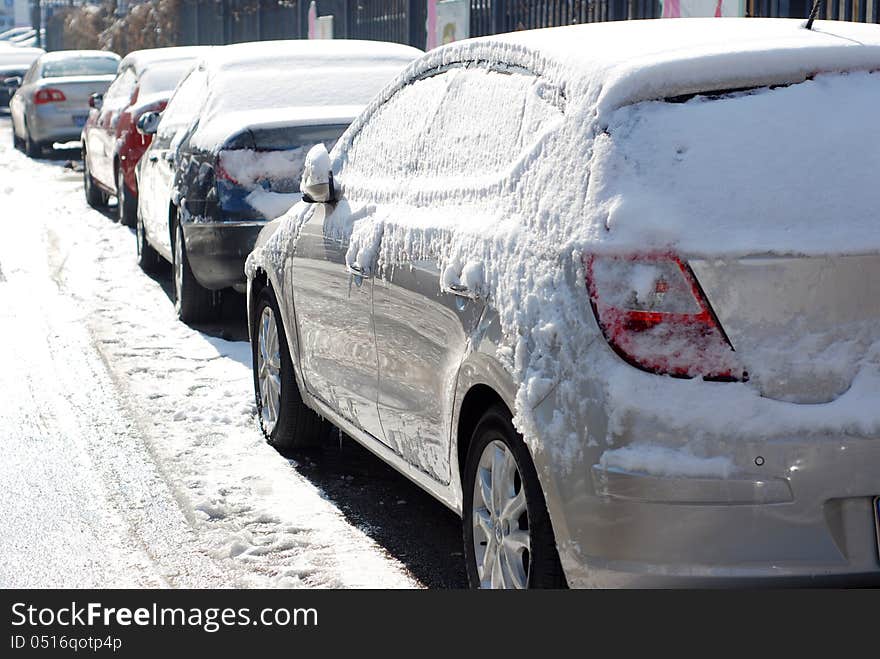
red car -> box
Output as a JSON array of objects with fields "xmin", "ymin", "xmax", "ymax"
[{"xmin": 82, "ymin": 46, "xmax": 210, "ymax": 226}]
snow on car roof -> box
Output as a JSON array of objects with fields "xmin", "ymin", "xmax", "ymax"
[
  {"xmin": 38, "ymin": 49, "xmax": 120, "ymax": 63},
  {"xmin": 203, "ymin": 39, "xmax": 422, "ymax": 73},
  {"xmin": 119, "ymin": 46, "xmax": 213, "ymax": 76},
  {"xmin": 429, "ymin": 18, "xmax": 880, "ymax": 117},
  {"xmin": 187, "ymin": 40, "xmax": 422, "ymax": 150}
]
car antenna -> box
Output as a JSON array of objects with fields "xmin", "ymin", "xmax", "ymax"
[{"xmin": 805, "ymin": 0, "xmax": 822, "ymax": 30}]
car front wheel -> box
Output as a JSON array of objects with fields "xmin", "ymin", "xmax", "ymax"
[
  {"xmin": 462, "ymin": 404, "xmax": 567, "ymax": 589},
  {"xmin": 252, "ymin": 284, "xmax": 332, "ymax": 450},
  {"xmin": 136, "ymin": 212, "xmax": 162, "ymax": 273},
  {"xmin": 83, "ymin": 152, "xmax": 107, "ymax": 208},
  {"xmin": 116, "ymin": 163, "xmax": 137, "ymax": 227}
]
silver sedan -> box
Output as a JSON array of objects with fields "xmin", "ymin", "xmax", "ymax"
[{"xmin": 9, "ymin": 49, "xmax": 119, "ymax": 157}]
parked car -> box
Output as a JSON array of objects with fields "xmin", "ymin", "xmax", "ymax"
[
  {"xmin": 82, "ymin": 46, "xmax": 210, "ymax": 225},
  {"xmin": 245, "ymin": 18, "xmax": 880, "ymax": 588},
  {"xmin": 0, "ymin": 27, "xmax": 36, "ymax": 43},
  {"xmin": 5, "ymin": 29, "xmax": 42, "ymax": 48},
  {"xmin": 9, "ymin": 49, "xmax": 120, "ymax": 157},
  {"xmin": 135, "ymin": 39, "xmax": 421, "ymax": 324},
  {"xmin": 0, "ymin": 46, "xmax": 43, "ymax": 108}
]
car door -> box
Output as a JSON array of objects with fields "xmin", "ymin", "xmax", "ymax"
[
  {"xmin": 92, "ymin": 68, "xmax": 135, "ymax": 188},
  {"xmin": 289, "ymin": 200, "xmax": 384, "ymax": 440},
  {"xmin": 288, "ymin": 71, "xmax": 453, "ymax": 446},
  {"xmin": 141, "ymin": 68, "xmax": 207, "ymax": 258},
  {"xmin": 369, "ymin": 64, "xmax": 566, "ymax": 482}
]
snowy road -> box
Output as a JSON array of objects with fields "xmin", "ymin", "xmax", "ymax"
[{"xmin": 0, "ymin": 116, "xmax": 465, "ymax": 588}]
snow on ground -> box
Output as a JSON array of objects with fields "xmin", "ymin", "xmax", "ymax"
[{"xmin": 0, "ymin": 117, "xmax": 419, "ymax": 588}]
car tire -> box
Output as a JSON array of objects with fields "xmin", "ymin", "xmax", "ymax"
[
  {"xmin": 135, "ymin": 212, "xmax": 162, "ymax": 273},
  {"xmin": 462, "ymin": 404, "xmax": 567, "ymax": 589},
  {"xmin": 172, "ymin": 221, "xmax": 213, "ymax": 324},
  {"xmin": 116, "ymin": 163, "xmax": 137, "ymax": 227},
  {"xmin": 83, "ymin": 152, "xmax": 106, "ymax": 208},
  {"xmin": 252, "ymin": 284, "xmax": 332, "ymax": 450}
]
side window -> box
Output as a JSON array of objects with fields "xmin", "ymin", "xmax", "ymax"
[
  {"xmin": 341, "ymin": 70, "xmax": 456, "ymax": 186},
  {"xmin": 341, "ymin": 64, "xmax": 562, "ymax": 189},
  {"xmin": 422, "ymin": 66, "xmax": 562, "ymax": 179},
  {"xmin": 103, "ymin": 68, "xmax": 137, "ymax": 111},
  {"xmin": 155, "ymin": 68, "xmax": 208, "ymax": 147}
]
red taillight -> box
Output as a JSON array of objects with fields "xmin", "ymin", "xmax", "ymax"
[
  {"xmin": 216, "ymin": 151, "xmax": 242, "ymax": 185},
  {"xmin": 34, "ymin": 88, "xmax": 66, "ymax": 105},
  {"xmin": 585, "ymin": 253, "xmax": 744, "ymax": 380}
]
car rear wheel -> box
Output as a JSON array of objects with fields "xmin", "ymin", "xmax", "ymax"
[
  {"xmin": 24, "ymin": 126, "xmax": 41, "ymax": 158},
  {"xmin": 136, "ymin": 213, "xmax": 162, "ymax": 273},
  {"xmin": 252, "ymin": 284, "xmax": 332, "ymax": 450},
  {"xmin": 83, "ymin": 152, "xmax": 107, "ymax": 208},
  {"xmin": 462, "ymin": 404, "xmax": 567, "ymax": 589},
  {"xmin": 116, "ymin": 163, "xmax": 137, "ymax": 227},
  {"xmin": 172, "ymin": 221, "xmax": 213, "ymax": 324}
]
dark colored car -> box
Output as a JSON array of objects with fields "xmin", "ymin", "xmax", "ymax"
[
  {"xmin": 81, "ymin": 46, "xmax": 209, "ymax": 225},
  {"xmin": 0, "ymin": 47, "xmax": 44, "ymax": 108},
  {"xmin": 135, "ymin": 39, "xmax": 421, "ymax": 324}
]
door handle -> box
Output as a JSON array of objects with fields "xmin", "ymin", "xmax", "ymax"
[
  {"xmin": 164, "ymin": 152, "xmax": 175, "ymax": 163},
  {"xmin": 347, "ymin": 263, "xmax": 370, "ymax": 279},
  {"xmin": 148, "ymin": 154, "xmax": 158, "ymax": 162}
]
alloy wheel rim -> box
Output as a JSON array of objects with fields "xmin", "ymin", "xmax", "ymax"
[
  {"xmin": 472, "ymin": 439, "xmax": 531, "ymax": 589},
  {"xmin": 257, "ymin": 305, "xmax": 282, "ymax": 435}
]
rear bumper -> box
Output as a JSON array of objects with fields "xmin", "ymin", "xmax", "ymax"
[
  {"xmin": 181, "ymin": 220, "xmax": 266, "ymax": 291},
  {"xmin": 529, "ymin": 371, "xmax": 880, "ymax": 588},
  {"xmin": 28, "ymin": 104, "xmax": 89, "ymax": 144}
]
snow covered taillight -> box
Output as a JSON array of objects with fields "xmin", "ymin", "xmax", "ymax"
[
  {"xmin": 584, "ymin": 253, "xmax": 743, "ymax": 380},
  {"xmin": 216, "ymin": 151, "xmax": 243, "ymax": 185},
  {"xmin": 34, "ymin": 88, "xmax": 66, "ymax": 104}
]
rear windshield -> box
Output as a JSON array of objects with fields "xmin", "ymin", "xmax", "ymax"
[
  {"xmin": 42, "ymin": 57, "xmax": 118, "ymax": 78},
  {"xmin": 594, "ymin": 70, "xmax": 880, "ymax": 255}
]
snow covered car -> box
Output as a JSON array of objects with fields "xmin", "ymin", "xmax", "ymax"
[
  {"xmin": 9, "ymin": 50, "xmax": 120, "ymax": 157},
  {"xmin": 135, "ymin": 39, "xmax": 421, "ymax": 324},
  {"xmin": 246, "ymin": 18, "xmax": 880, "ymax": 588},
  {"xmin": 0, "ymin": 47, "xmax": 43, "ymax": 108},
  {"xmin": 82, "ymin": 46, "xmax": 210, "ymax": 225}
]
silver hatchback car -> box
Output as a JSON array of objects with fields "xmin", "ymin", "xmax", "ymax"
[
  {"xmin": 246, "ymin": 18, "xmax": 880, "ymax": 588},
  {"xmin": 9, "ymin": 49, "xmax": 119, "ymax": 156}
]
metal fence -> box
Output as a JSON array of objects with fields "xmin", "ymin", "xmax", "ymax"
[{"xmin": 44, "ymin": 0, "xmax": 880, "ymax": 54}]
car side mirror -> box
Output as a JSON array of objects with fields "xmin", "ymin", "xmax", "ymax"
[
  {"xmin": 136, "ymin": 111, "xmax": 161, "ymax": 136},
  {"xmin": 300, "ymin": 143, "xmax": 336, "ymax": 203},
  {"xmin": 88, "ymin": 92, "xmax": 103, "ymax": 110},
  {"xmin": 3, "ymin": 76, "xmax": 21, "ymax": 90}
]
